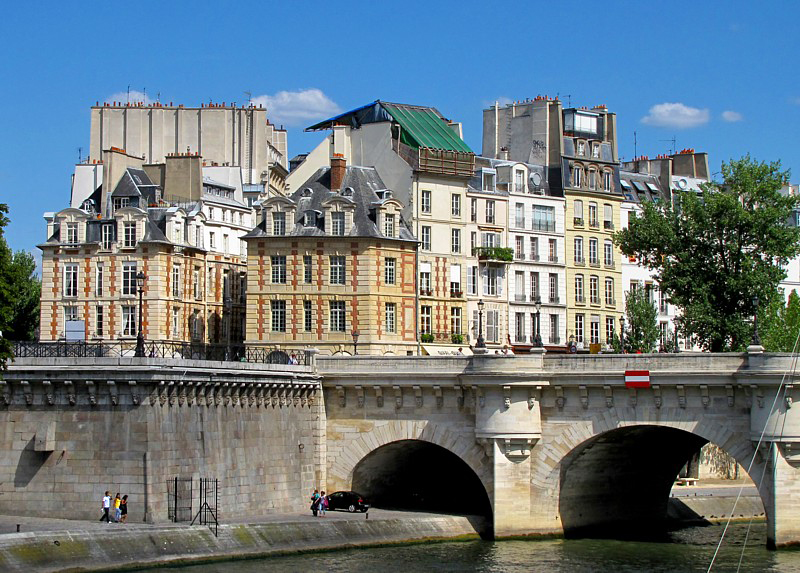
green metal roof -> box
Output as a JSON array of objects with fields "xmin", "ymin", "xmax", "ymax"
[{"xmin": 382, "ymin": 102, "xmax": 473, "ymax": 153}]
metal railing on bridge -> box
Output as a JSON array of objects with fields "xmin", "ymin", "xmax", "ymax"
[{"xmin": 12, "ymin": 340, "xmax": 308, "ymax": 366}]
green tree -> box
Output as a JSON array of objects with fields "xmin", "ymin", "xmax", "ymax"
[
  {"xmin": 760, "ymin": 290, "xmax": 800, "ymax": 352},
  {"xmin": 614, "ymin": 156, "xmax": 800, "ymax": 352},
  {"xmin": 615, "ymin": 287, "xmax": 660, "ymax": 353},
  {"xmin": 0, "ymin": 204, "xmax": 41, "ymax": 370}
]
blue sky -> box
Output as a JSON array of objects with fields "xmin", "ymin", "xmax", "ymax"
[{"xmin": 1, "ymin": 0, "xmax": 798, "ymax": 261}]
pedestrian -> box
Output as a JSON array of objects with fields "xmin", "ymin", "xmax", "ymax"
[
  {"xmin": 319, "ymin": 490, "xmax": 328, "ymax": 517},
  {"xmin": 120, "ymin": 495, "xmax": 128, "ymax": 524},
  {"xmin": 456, "ymin": 347, "xmax": 464, "ymax": 355},
  {"xmin": 289, "ymin": 353, "xmax": 299, "ymax": 365},
  {"xmin": 113, "ymin": 493, "xmax": 122, "ymax": 522},
  {"xmin": 310, "ymin": 489, "xmax": 320, "ymax": 517},
  {"xmin": 99, "ymin": 491, "xmax": 111, "ymax": 523}
]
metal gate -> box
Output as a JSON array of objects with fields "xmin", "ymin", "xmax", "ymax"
[
  {"xmin": 191, "ymin": 478, "xmax": 219, "ymax": 537},
  {"xmin": 166, "ymin": 477, "xmax": 193, "ymax": 522}
]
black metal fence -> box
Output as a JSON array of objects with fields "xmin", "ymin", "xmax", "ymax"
[
  {"xmin": 12, "ymin": 340, "xmax": 308, "ymax": 366},
  {"xmin": 167, "ymin": 477, "xmax": 194, "ymax": 522},
  {"xmin": 191, "ymin": 477, "xmax": 219, "ymax": 537}
]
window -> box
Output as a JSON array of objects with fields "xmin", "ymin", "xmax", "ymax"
[
  {"xmin": 101, "ymin": 224, "xmax": 113, "ymax": 249},
  {"xmin": 588, "ymin": 203, "xmax": 598, "ymax": 227},
  {"xmin": 660, "ymin": 322, "xmax": 669, "ymax": 349},
  {"xmin": 486, "ymin": 310, "xmax": 499, "ymax": 342},
  {"xmin": 451, "ymin": 194, "xmax": 461, "ymax": 217},
  {"xmin": 515, "ymin": 271, "xmax": 525, "ymax": 302},
  {"xmin": 122, "ymin": 262, "xmax": 137, "ymax": 296},
  {"xmin": 383, "ymin": 214, "xmax": 395, "ymax": 237},
  {"xmin": 272, "ymin": 212, "xmax": 286, "ymax": 236},
  {"xmin": 65, "ymin": 222, "xmax": 78, "ymax": 244},
  {"xmin": 271, "ymin": 300, "xmax": 286, "ymax": 332},
  {"xmin": 451, "ymin": 228, "xmax": 461, "ymax": 253},
  {"xmin": 486, "ymin": 200, "xmax": 495, "ymax": 224},
  {"xmin": 471, "ymin": 231, "xmax": 477, "ymax": 254},
  {"xmin": 592, "ymin": 143, "xmax": 600, "ymax": 159},
  {"xmin": 603, "ymin": 171, "xmax": 612, "ymax": 192},
  {"xmin": 421, "ymin": 190, "xmax": 431, "ymax": 214},
  {"xmin": 549, "ymin": 238, "xmax": 558, "ymax": 263},
  {"xmin": 330, "ymin": 255, "xmax": 346, "ymax": 285},
  {"xmin": 604, "ymin": 204, "xmax": 614, "ymax": 230},
  {"xmin": 589, "ymin": 239, "xmax": 599, "ymax": 265},
  {"xmin": 549, "ymin": 273, "xmax": 558, "ymax": 303},
  {"xmin": 481, "ymin": 232, "xmax": 499, "ymax": 248},
  {"xmin": 605, "ymin": 278, "xmax": 615, "ymax": 305},
  {"xmin": 420, "ymin": 265, "xmax": 432, "ymax": 294},
  {"xmin": 450, "ymin": 264, "xmax": 461, "ymax": 295},
  {"xmin": 222, "ymin": 234, "xmax": 229, "ymax": 253},
  {"xmin": 515, "ymin": 312, "xmax": 525, "ymax": 342},
  {"xmin": 330, "ymin": 301, "xmax": 346, "ymax": 332},
  {"xmin": 271, "ymin": 255, "xmax": 287, "ymax": 284},
  {"xmin": 515, "ymin": 170, "xmax": 525, "ymax": 194},
  {"xmin": 484, "ymin": 266, "xmax": 499, "ymax": 296},
  {"xmin": 482, "ymin": 170, "xmax": 496, "ymax": 192},
  {"xmin": 572, "ymin": 166, "xmax": 582, "ymax": 188},
  {"xmin": 171, "ymin": 264, "xmax": 181, "ymax": 297},
  {"xmin": 123, "ymin": 221, "xmax": 136, "ymax": 247},
  {"xmin": 515, "ymin": 236, "xmax": 524, "ymax": 260},
  {"xmin": 604, "ymin": 240, "xmax": 614, "ymax": 267},
  {"xmin": 530, "ymin": 237, "xmax": 539, "ymax": 261},
  {"xmin": 64, "ymin": 306, "xmax": 79, "ymax": 325},
  {"xmin": 470, "ymin": 198, "xmax": 477, "ymax": 222},
  {"xmin": 565, "ymin": 112, "xmax": 598, "ymax": 134},
  {"xmin": 122, "ymin": 306, "xmax": 136, "ymax": 336},
  {"xmin": 385, "ymin": 303, "xmax": 396, "ymax": 333},
  {"xmin": 574, "ymin": 200, "xmax": 584, "ymax": 225},
  {"xmin": 451, "ymin": 307, "xmax": 462, "ymax": 335},
  {"xmin": 575, "ymin": 274, "xmax": 584, "ymax": 302},
  {"xmin": 515, "ymin": 203, "xmax": 525, "ymax": 228},
  {"xmin": 304, "ymin": 255, "xmax": 313, "ymax": 284},
  {"xmin": 95, "ymin": 305, "xmax": 104, "ymax": 336},
  {"xmin": 574, "ymin": 237, "xmax": 584, "ymax": 264},
  {"xmin": 532, "ymin": 206, "xmax": 555, "ymax": 232},
  {"xmin": 530, "ymin": 271, "xmax": 539, "ymax": 300},
  {"xmin": 467, "ymin": 266, "xmax": 477, "ymax": 295},
  {"xmin": 171, "ymin": 307, "xmax": 179, "ymax": 339},
  {"xmin": 95, "ymin": 263, "xmax": 104, "ymax": 296},
  {"xmin": 196, "ymin": 227, "xmax": 203, "ymax": 249},
  {"xmin": 113, "ymin": 197, "xmax": 130, "ymax": 211},
  {"xmin": 385, "ymin": 257, "xmax": 396, "ymax": 285},
  {"xmin": 420, "ymin": 306, "xmax": 432, "ymax": 335},
  {"xmin": 550, "ymin": 314, "xmax": 560, "ymax": 344},
  {"xmin": 607, "ymin": 317, "xmax": 616, "ymax": 345},
  {"xmin": 590, "ymin": 276, "xmax": 600, "ymax": 304},
  {"xmin": 208, "ymin": 207, "xmax": 215, "ymax": 220},
  {"xmin": 421, "ymin": 226, "xmax": 431, "ymax": 251},
  {"xmin": 577, "ymin": 141, "xmax": 586, "ymax": 156},
  {"xmin": 590, "ymin": 315, "xmax": 600, "ymax": 344},
  {"xmin": 575, "ymin": 314, "xmax": 584, "ymax": 343},
  {"xmin": 209, "ymin": 232, "xmax": 216, "ymax": 250},
  {"xmin": 191, "ymin": 310, "xmax": 202, "ymax": 340},
  {"xmin": 659, "ymin": 288, "xmax": 668, "ymax": 314},
  {"xmin": 193, "ymin": 268, "xmax": 201, "ymax": 299},
  {"xmin": 304, "ymin": 300, "xmax": 313, "ymax": 332}
]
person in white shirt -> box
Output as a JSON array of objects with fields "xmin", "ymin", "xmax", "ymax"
[{"xmin": 99, "ymin": 491, "xmax": 111, "ymax": 523}]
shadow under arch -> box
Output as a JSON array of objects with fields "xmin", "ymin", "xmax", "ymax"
[
  {"xmin": 352, "ymin": 439, "xmax": 493, "ymax": 534},
  {"xmin": 558, "ymin": 424, "xmax": 765, "ymax": 541}
]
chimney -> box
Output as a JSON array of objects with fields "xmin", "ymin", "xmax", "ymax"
[
  {"xmin": 330, "ymin": 153, "xmax": 346, "ymax": 191},
  {"xmin": 499, "ymin": 146, "xmax": 510, "ymax": 161}
]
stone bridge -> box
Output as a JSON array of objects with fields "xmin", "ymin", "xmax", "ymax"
[
  {"xmin": 2, "ymin": 349, "xmax": 799, "ymax": 547},
  {"xmin": 318, "ymin": 349, "xmax": 800, "ymax": 548}
]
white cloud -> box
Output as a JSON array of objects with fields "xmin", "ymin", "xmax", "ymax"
[
  {"xmin": 252, "ymin": 88, "xmax": 341, "ymax": 126},
  {"xmin": 721, "ymin": 110, "xmax": 743, "ymax": 122},
  {"xmin": 104, "ymin": 90, "xmax": 152, "ymax": 105},
  {"xmin": 641, "ymin": 102, "xmax": 710, "ymax": 129}
]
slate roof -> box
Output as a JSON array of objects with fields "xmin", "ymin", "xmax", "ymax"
[
  {"xmin": 468, "ymin": 156, "xmax": 552, "ymax": 197},
  {"xmin": 244, "ymin": 166, "xmax": 416, "ymax": 242},
  {"xmin": 111, "ymin": 168, "xmax": 160, "ymax": 198},
  {"xmin": 619, "ymin": 170, "xmax": 668, "ymax": 204}
]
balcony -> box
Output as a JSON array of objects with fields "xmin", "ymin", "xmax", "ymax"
[
  {"xmin": 449, "ymin": 289, "xmax": 464, "ymax": 298},
  {"xmin": 474, "ymin": 247, "xmax": 513, "ymax": 262},
  {"xmin": 606, "ymin": 298, "xmax": 616, "ymax": 306},
  {"xmin": 590, "ymin": 297, "xmax": 600, "ymax": 305},
  {"xmin": 589, "ymin": 220, "xmax": 599, "ymax": 229},
  {"xmin": 548, "ymin": 255, "xmax": 559, "ymax": 263},
  {"xmin": 574, "ymin": 217, "xmax": 584, "ymax": 226},
  {"xmin": 530, "ymin": 253, "xmax": 540, "ymax": 261},
  {"xmin": 514, "ymin": 251, "xmax": 526, "ymax": 261},
  {"xmin": 574, "ymin": 257, "xmax": 585, "ymax": 266},
  {"xmin": 420, "ymin": 288, "xmax": 433, "ymax": 297},
  {"xmin": 589, "ymin": 260, "xmax": 601, "ymax": 268},
  {"xmin": 549, "ymin": 296, "xmax": 560, "ymax": 304},
  {"xmin": 604, "ymin": 221, "xmax": 615, "ymax": 230},
  {"xmin": 576, "ymin": 295, "xmax": 585, "ymax": 303},
  {"xmin": 532, "ymin": 222, "xmax": 556, "ymax": 233},
  {"xmin": 419, "ymin": 331, "xmax": 465, "ymax": 344}
]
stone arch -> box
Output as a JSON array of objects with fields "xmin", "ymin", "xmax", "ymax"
[{"xmin": 327, "ymin": 419, "xmax": 493, "ymax": 504}]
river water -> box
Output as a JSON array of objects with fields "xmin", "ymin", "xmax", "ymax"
[{"xmin": 135, "ymin": 522, "xmax": 800, "ymax": 573}]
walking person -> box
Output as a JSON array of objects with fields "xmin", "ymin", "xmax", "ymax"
[
  {"xmin": 119, "ymin": 495, "xmax": 128, "ymax": 524},
  {"xmin": 319, "ymin": 491, "xmax": 328, "ymax": 517},
  {"xmin": 310, "ymin": 489, "xmax": 320, "ymax": 517},
  {"xmin": 99, "ymin": 491, "xmax": 111, "ymax": 523},
  {"xmin": 113, "ymin": 493, "xmax": 121, "ymax": 522}
]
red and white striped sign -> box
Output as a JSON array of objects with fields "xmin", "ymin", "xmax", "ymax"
[{"xmin": 625, "ymin": 370, "xmax": 650, "ymax": 388}]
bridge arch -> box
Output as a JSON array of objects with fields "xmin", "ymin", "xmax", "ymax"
[
  {"xmin": 531, "ymin": 408, "xmax": 768, "ymax": 539},
  {"xmin": 326, "ymin": 420, "xmax": 493, "ymax": 516}
]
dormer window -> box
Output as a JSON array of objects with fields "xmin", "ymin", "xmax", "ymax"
[
  {"xmin": 592, "ymin": 143, "xmax": 600, "ymax": 158},
  {"xmin": 572, "ymin": 166, "xmax": 583, "ymax": 188},
  {"xmin": 331, "ymin": 212, "xmax": 345, "ymax": 236},
  {"xmin": 383, "ymin": 213, "xmax": 396, "ymax": 238},
  {"xmin": 577, "ymin": 141, "xmax": 586, "ymax": 156},
  {"xmin": 514, "ymin": 170, "xmax": 525, "ymax": 194},
  {"xmin": 123, "ymin": 221, "xmax": 137, "ymax": 247},
  {"xmin": 113, "ymin": 197, "xmax": 130, "ymax": 211},
  {"xmin": 341, "ymin": 187, "xmax": 354, "ymax": 198},
  {"xmin": 304, "ymin": 211, "xmax": 317, "ymax": 227},
  {"xmin": 482, "ymin": 169, "xmax": 496, "ymax": 192},
  {"xmin": 273, "ymin": 212, "xmax": 286, "ymax": 236},
  {"xmin": 65, "ymin": 222, "xmax": 78, "ymax": 244}
]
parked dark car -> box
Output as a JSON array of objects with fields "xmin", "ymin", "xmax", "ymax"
[{"xmin": 326, "ymin": 491, "xmax": 370, "ymax": 513}]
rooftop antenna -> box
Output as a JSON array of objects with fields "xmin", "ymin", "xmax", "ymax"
[
  {"xmin": 156, "ymin": 92, "xmax": 161, "ymax": 103},
  {"xmin": 634, "ymin": 131, "xmax": 637, "ymax": 159},
  {"xmin": 127, "ymin": 85, "xmax": 130, "ymax": 104},
  {"xmin": 660, "ymin": 136, "xmax": 677, "ymax": 155},
  {"xmin": 557, "ymin": 93, "xmax": 572, "ymax": 107},
  {"xmin": 142, "ymin": 87, "xmax": 146, "ymax": 103},
  {"xmin": 244, "ymin": 91, "xmax": 252, "ymax": 105},
  {"xmin": 77, "ymin": 146, "xmax": 82, "ymax": 164}
]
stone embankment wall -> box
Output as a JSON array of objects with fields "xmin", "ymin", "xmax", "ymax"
[
  {"xmin": 0, "ymin": 358, "xmax": 322, "ymax": 524},
  {"xmin": 0, "ymin": 516, "xmax": 483, "ymax": 573}
]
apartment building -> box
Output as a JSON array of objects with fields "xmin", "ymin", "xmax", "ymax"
[
  {"xmin": 244, "ymin": 156, "xmax": 418, "ymax": 356},
  {"xmin": 288, "ymin": 101, "xmax": 475, "ymax": 354},
  {"xmin": 39, "ymin": 149, "xmax": 251, "ymax": 345}
]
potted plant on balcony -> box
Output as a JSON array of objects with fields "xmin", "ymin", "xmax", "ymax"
[
  {"xmin": 451, "ymin": 333, "xmax": 464, "ymax": 344},
  {"xmin": 420, "ymin": 333, "xmax": 434, "ymax": 343}
]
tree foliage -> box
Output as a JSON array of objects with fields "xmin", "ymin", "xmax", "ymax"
[
  {"xmin": 614, "ymin": 156, "xmax": 800, "ymax": 352},
  {"xmin": 615, "ymin": 287, "xmax": 660, "ymax": 353},
  {"xmin": 0, "ymin": 204, "xmax": 41, "ymax": 370},
  {"xmin": 760, "ymin": 290, "xmax": 800, "ymax": 352}
]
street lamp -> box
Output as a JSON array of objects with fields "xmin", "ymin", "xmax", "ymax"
[
  {"xmin": 134, "ymin": 271, "xmax": 146, "ymax": 357},
  {"xmin": 533, "ymin": 296, "xmax": 543, "ymax": 347},
  {"xmin": 352, "ymin": 329, "xmax": 360, "ymax": 355},
  {"xmin": 476, "ymin": 300, "xmax": 486, "ymax": 349},
  {"xmin": 620, "ymin": 316, "xmax": 626, "ymax": 353},
  {"xmin": 752, "ymin": 296, "xmax": 761, "ymax": 346}
]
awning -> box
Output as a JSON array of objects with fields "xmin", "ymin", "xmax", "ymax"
[{"xmin": 421, "ymin": 344, "xmax": 473, "ymax": 356}]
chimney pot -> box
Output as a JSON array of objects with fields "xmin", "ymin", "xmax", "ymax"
[{"xmin": 330, "ymin": 155, "xmax": 346, "ymax": 191}]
